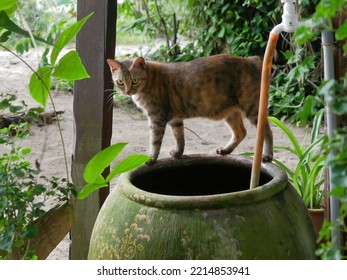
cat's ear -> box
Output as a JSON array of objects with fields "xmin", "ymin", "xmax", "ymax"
[
  {"xmin": 132, "ymin": 57, "xmax": 146, "ymax": 69},
  {"xmin": 107, "ymin": 59, "xmax": 121, "ymax": 73}
]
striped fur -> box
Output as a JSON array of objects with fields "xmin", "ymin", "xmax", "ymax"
[{"xmin": 107, "ymin": 54, "xmax": 273, "ymax": 163}]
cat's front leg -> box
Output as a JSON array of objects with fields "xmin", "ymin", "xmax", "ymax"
[
  {"xmin": 168, "ymin": 119, "xmax": 185, "ymax": 159},
  {"xmin": 262, "ymin": 120, "xmax": 273, "ymax": 162},
  {"xmin": 217, "ymin": 112, "xmax": 246, "ymax": 155},
  {"xmin": 147, "ymin": 117, "xmax": 167, "ymax": 164}
]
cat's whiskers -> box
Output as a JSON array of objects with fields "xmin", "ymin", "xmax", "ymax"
[{"xmin": 104, "ymin": 89, "xmax": 117, "ymax": 111}]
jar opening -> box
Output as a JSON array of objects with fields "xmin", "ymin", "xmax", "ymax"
[{"xmin": 131, "ymin": 161, "xmax": 272, "ymax": 196}]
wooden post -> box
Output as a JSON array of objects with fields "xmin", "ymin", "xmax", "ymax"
[{"xmin": 71, "ymin": 0, "xmax": 117, "ymax": 260}]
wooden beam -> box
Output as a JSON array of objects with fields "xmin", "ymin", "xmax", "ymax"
[
  {"xmin": 71, "ymin": 0, "xmax": 116, "ymax": 260},
  {"xmin": 34, "ymin": 202, "xmax": 74, "ymax": 260}
]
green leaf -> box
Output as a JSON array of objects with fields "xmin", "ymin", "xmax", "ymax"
[
  {"xmin": 51, "ymin": 12, "xmax": 93, "ymax": 66},
  {"xmin": 0, "ymin": 30, "xmax": 11, "ymax": 42},
  {"xmin": 311, "ymin": 109, "xmax": 324, "ymax": 143},
  {"xmin": 343, "ymin": 44, "xmax": 347, "ymax": 55},
  {"xmin": 218, "ymin": 25, "xmax": 225, "ymax": 38},
  {"xmin": 295, "ymin": 95, "xmax": 316, "ymax": 126},
  {"xmin": 331, "ymin": 97, "xmax": 347, "ymax": 115},
  {"xmin": 0, "ymin": 0, "xmax": 17, "ymax": 11},
  {"xmin": 77, "ymin": 180, "xmax": 108, "ymax": 200},
  {"xmin": 268, "ymin": 116, "xmax": 303, "ymax": 158},
  {"xmin": 319, "ymin": 79, "xmax": 336, "ymax": 97},
  {"xmin": 0, "ymin": 197, "xmax": 8, "ymax": 212},
  {"xmin": 0, "ymin": 227, "xmax": 14, "ymax": 251},
  {"xmin": 21, "ymin": 148, "xmax": 31, "ymax": 155},
  {"xmin": 330, "ymin": 186, "xmax": 347, "ymax": 199},
  {"xmin": 294, "ymin": 25, "xmax": 315, "ymax": 45},
  {"xmin": 29, "ymin": 66, "xmax": 52, "ymax": 107},
  {"xmin": 52, "ymin": 50, "xmax": 90, "ymax": 81},
  {"xmin": 13, "ymin": 168, "xmax": 25, "ymax": 178},
  {"xmin": 106, "ymin": 154, "xmax": 151, "ymax": 182},
  {"xmin": 315, "ymin": 0, "xmax": 346, "ymax": 21},
  {"xmin": 336, "ymin": 21, "xmax": 347, "ymax": 40},
  {"xmin": 221, "ymin": 3, "xmax": 230, "ymax": 14},
  {"xmin": 83, "ymin": 142, "xmax": 127, "ymax": 184},
  {"xmin": 0, "ymin": 11, "xmax": 52, "ymax": 45},
  {"xmin": 25, "ymin": 224, "xmax": 38, "ymax": 239},
  {"xmin": 208, "ymin": 25, "xmax": 217, "ymax": 34},
  {"xmin": 272, "ymin": 158, "xmax": 295, "ymax": 178}
]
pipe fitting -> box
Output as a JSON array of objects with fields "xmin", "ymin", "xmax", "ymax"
[
  {"xmin": 282, "ymin": 2, "xmax": 300, "ymax": 32},
  {"xmin": 271, "ymin": 0, "xmax": 300, "ymax": 34}
]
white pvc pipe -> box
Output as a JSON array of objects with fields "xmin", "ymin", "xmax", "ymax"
[{"xmin": 322, "ymin": 28, "xmax": 341, "ymax": 252}]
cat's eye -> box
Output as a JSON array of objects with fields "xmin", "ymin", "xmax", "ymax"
[
  {"xmin": 132, "ymin": 78, "xmax": 139, "ymax": 85},
  {"xmin": 116, "ymin": 80, "xmax": 124, "ymax": 87}
]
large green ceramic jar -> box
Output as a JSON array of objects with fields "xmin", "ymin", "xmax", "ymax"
[{"xmin": 88, "ymin": 155, "xmax": 317, "ymax": 260}]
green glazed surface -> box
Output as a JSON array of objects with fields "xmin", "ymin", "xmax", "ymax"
[{"xmin": 88, "ymin": 155, "xmax": 317, "ymax": 260}]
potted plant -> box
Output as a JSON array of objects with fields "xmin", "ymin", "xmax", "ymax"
[{"xmin": 268, "ymin": 108, "xmax": 326, "ymax": 233}]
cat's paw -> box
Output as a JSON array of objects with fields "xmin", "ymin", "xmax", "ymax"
[
  {"xmin": 216, "ymin": 147, "xmax": 232, "ymax": 155},
  {"xmin": 170, "ymin": 149, "xmax": 183, "ymax": 159},
  {"xmin": 146, "ymin": 158, "xmax": 157, "ymax": 165},
  {"xmin": 262, "ymin": 153, "xmax": 273, "ymax": 162}
]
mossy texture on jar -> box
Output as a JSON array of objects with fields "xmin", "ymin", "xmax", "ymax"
[{"xmin": 88, "ymin": 155, "xmax": 317, "ymax": 260}]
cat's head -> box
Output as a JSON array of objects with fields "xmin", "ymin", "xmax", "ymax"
[{"xmin": 107, "ymin": 57, "xmax": 147, "ymax": 96}]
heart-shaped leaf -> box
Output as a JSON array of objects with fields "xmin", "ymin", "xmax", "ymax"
[
  {"xmin": 29, "ymin": 66, "xmax": 52, "ymax": 107},
  {"xmin": 52, "ymin": 50, "xmax": 90, "ymax": 80}
]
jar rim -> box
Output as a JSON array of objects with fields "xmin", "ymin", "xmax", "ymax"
[{"xmin": 117, "ymin": 155, "xmax": 288, "ymax": 210}]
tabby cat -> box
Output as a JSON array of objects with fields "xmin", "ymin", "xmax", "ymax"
[{"xmin": 107, "ymin": 54, "xmax": 273, "ymax": 164}]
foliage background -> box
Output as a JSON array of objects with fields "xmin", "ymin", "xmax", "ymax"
[
  {"xmin": 115, "ymin": 0, "xmax": 325, "ymax": 124},
  {"xmin": 1, "ymin": 0, "xmax": 346, "ymax": 260}
]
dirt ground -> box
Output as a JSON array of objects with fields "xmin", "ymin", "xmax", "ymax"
[{"xmin": 0, "ymin": 48, "xmax": 308, "ymax": 260}]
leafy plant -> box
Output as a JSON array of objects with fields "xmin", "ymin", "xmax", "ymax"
[
  {"xmin": 315, "ymin": 129, "xmax": 347, "ymax": 259},
  {"xmin": 0, "ymin": 0, "xmax": 92, "ymax": 259},
  {"xmin": 116, "ymin": 0, "xmax": 323, "ymax": 123},
  {"xmin": 191, "ymin": 0, "xmax": 281, "ymax": 57},
  {"xmin": 0, "ymin": 0, "xmax": 77, "ymax": 54},
  {"xmin": 0, "ymin": 124, "xmax": 76, "ymax": 259},
  {"xmin": 269, "ymin": 109, "xmax": 327, "ymax": 209},
  {"xmin": 28, "ymin": 12, "xmax": 91, "ymax": 107},
  {"xmin": 293, "ymin": 0, "xmax": 347, "ymax": 259},
  {"xmin": 269, "ymin": 47, "xmax": 323, "ymax": 125},
  {"xmin": 1, "ymin": 1, "xmax": 93, "ymax": 180},
  {"xmin": 0, "ymin": 3, "xmax": 91, "ymax": 107},
  {"xmin": 314, "ymin": 75, "xmax": 347, "ymax": 260},
  {"xmin": 0, "ymin": 93, "xmax": 44, "ymax": 127},
  {"xmin": 77, "ymin": 143, "xmax": 150, "ymax": 200}
]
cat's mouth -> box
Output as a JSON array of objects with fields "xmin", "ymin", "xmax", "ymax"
[{"xmin": 121, "ymin": 90, "xmax": 135, "ymax": 96}]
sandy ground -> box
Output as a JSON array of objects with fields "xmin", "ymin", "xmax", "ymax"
[{"xmin": 0, "ymin": 48, "xmax": 309, "ymax": 260}]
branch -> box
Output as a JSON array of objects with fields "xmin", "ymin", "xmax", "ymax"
[
  {"xmin": 154, "ymin": 0, "xmax": 170, "ymax": 50},
  {"xmin": 142, "ymin": 0, "xmax": 163, "ymax": 34}
]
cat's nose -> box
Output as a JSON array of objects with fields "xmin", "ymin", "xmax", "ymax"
[{"xmin": 125, "ymin": 85, "xmax": 132, "ymax": 95}]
